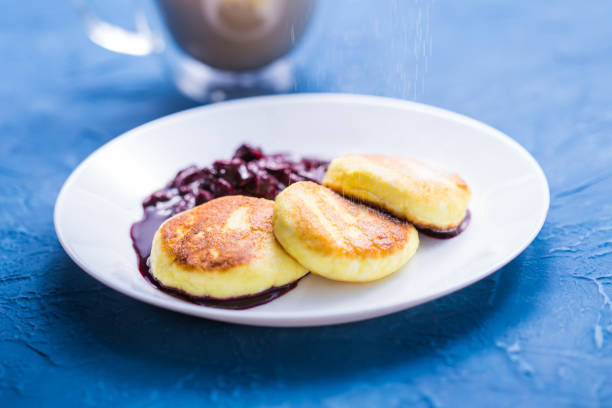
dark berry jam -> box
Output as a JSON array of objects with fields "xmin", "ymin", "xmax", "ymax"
[
  {"xmin": 146, "ymin": 270, "xmax": 304, "ymax": 309},
  {"xmin": 130, "ymin": 144, "xmax": 329, "ymax": 309},
  {"xmin": 417, "ymin": 210, "xmax": 471, "ymax": 239}
]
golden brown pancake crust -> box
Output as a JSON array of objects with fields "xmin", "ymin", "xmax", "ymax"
[
  {"xmin": 278, "ymin": 181, "xmax": 412, "ymax": 258},
  {"xmin": 361, "ymin": 154, "xmax": 470, "ymax": 192},
  {"xmin": 323, "ymin": 154, "xmax": 471, "ymax": 230},
  {"xmin": 357, "ymin": 155, "xmax": 469, "ymax": 230},
  {"xmin": 159, "ymin": 196, "xmax": 273, "ymax": 271}
]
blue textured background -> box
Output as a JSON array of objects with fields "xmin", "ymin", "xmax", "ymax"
[{"xmin": 2, "ymin": 0, "xmax": 611, "ymax": 406}]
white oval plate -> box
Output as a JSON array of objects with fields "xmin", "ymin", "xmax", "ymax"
[{"xmin": 54, "ymin": 94, "xmax": 549, "ymax": 327}]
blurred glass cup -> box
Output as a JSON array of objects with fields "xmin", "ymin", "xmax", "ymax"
[{"xmin": 76, "ymin": 0, "xmax": 316, "ymax": 102}]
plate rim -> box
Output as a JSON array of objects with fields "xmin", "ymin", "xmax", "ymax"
[{"xmin": 54, "ymin": 93, "xmax": 550, "ymax": 327}]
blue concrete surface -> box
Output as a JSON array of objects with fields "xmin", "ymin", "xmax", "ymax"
[{"xmin": 1, "ymin": 0, "xmax": 611, "ymax": 406}]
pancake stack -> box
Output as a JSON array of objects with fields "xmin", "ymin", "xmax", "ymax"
[{"xmin": 150, "ymin": 153, "xmax": 471, "ymax": 303}]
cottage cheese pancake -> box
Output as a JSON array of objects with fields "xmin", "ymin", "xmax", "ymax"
[
  {"xmin": 323, "ymin": 154, "xmax": 471, "ymax": 231},
  {"xmin": 273, "ymin": 182, "xmax": 419, "ymax": 282},
  {"xmin": 150, "ymin": 196, "xmax": 308, "ymax": 299}
]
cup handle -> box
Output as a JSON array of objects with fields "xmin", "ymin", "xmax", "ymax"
[{"xmin": 74, "ymin": 0, "xmax": 159, "ymax": 56}]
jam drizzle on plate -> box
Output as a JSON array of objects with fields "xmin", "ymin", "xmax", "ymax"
[{"xmin": 416, "ymin": 210, "xmax": 471, "ymax": 239}]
